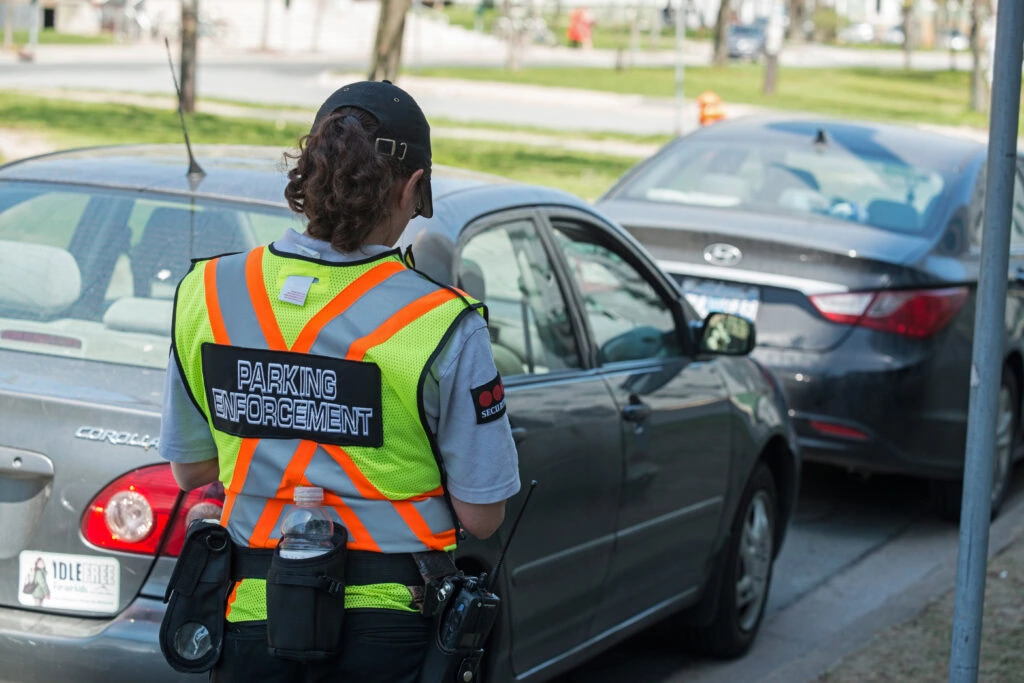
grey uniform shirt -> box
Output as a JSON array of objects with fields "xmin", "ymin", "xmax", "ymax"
[{"xmin": 159, "ymin": 229, "xmax": 521, "ymax": 505}]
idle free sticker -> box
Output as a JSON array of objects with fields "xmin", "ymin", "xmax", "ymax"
[{"xmin": 18, "ymin": 551, "xmax": 120, "ymax": 614}]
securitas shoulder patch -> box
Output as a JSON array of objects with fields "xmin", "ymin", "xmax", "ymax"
[{"xmin": 471, "ymin": 374, "xmax": 507, "ymax": 425}]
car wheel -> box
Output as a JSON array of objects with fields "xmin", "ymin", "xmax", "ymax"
[
  {"xmin": 684, "ymin": 463, "xmax": 777, "ymax": 659},
  {"xmin": 931, "ymin": 368, "xmax": 1019, "ymax": 522}
]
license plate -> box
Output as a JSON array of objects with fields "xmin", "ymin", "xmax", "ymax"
[
  {"xmin": 681, "ymin": 278, "xmax": 760, "ymax": 322},
  {"xmin": 18, "ymin": 551, "xmax": 120, "ymax": 614}
]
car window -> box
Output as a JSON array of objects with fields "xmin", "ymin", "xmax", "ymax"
[
  {"xmin": 458, "ymin": 218, "xmax": 580, "ymax": 378},
  {"xmin": 550, "ymin": 220, "xmax": 682, "ymax": 364},
  {"xmin": 0, "ymin": 181, "xmax": 295, "ymax": 370},
  {"xmin": 620, "ymin": 141, "xmax": 948, "ymax": 235}
]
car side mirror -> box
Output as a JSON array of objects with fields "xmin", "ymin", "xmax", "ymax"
[{"xmin": 698, "ymin": 313, "xmax": 756, "ymax": 356}]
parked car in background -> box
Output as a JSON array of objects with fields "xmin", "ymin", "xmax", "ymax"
[
  {"xmin": 0, "ymin": 145, "xmax": 798, "ymax": 682},
  {"xmin": 598, "ymin": 116, "xmax": 1024, "ymax": 520},
  {"xmin": 728, "ymin": 23, "xmax": 766, "ymax": 61}
]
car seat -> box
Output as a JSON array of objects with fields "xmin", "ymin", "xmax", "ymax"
[
  {"xmin": 130, "ymin": 207, "xmax": 251, "ymax": 298},
  {"xmin": 457, "ymin": 258, "xmax": 526, "ymax": 378}
]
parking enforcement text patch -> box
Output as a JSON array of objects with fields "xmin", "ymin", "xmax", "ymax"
[{"xmin": 201, "ymin": 344, "xmax": 383, "ymax": 447}]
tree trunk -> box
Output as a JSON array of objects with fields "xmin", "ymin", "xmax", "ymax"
[
  {"xmin": 763, "ymin": 54, "xmax": 778, "ymax": 94},
  {"xmin": 3, "ymin": 1, "xmax": 14, "ymax": 50},
  {"xmin": 968, "ymin": 0, "xmax": 987, "ymax": 112},
  {"xmin": 787, "ymin": 0, "xmax": 805, "ymax": 44},
  {"xmin": 712, "ymin": 0, "xmax": 730, "ymax": 66},
  {"xmin": 260, "ymin": 0, "xmax": 272, "ymax": 51},
  {"xmin": 629, "ymin": 0, "xmax": 643, "ymax": 68},
  {"xmin": 312, "ymin": 0, "xmax": 328, "ymax": 52},
  {"xmin": 180, "ymin": 0, "xmax": 198, "ymax": 113},
  {"xmin": 902, "ymin": 0, "xmax": 914, "ymax": 70},
  {"xmin": 369, "ymin": 0, "xmax": 412, "ymax": 82}
]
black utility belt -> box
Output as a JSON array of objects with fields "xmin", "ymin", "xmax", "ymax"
[
  {"xmin": 159, "ymin": 520, "xmax": 457, "ymax": 674},
  {"xmin": 231, "ymin": 543, "xmax": 425, "ymax": 588}
]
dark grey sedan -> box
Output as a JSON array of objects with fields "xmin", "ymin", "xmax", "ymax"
[
  {"xmin": 0, "ymin": 145, "xmax": 797, "ymax": 682},
  {"xmin": 598, "ymin": 116, "xmax": 1024, "ymax": 520}
]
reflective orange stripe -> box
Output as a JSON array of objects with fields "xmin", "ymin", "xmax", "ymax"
[
  {"xmin": 321, "ymin": 491, "xmax": 381, "ymax": 552},
  {"xmin": 220, "ymin": 438, "xmax": 259, "ymax": 526},
  {"xmin": 248, "ymin": 499, "xmax": 286, "ymax": 549},
  {"xmin": 204, "ymin": 259, "xmax": 230, "ymax": 345},
  {"xmin": 224, "ymin": 582, "xmax": 240, "ymax": 619},
  {"xmin": 325, "ymin": 444, "xmax": 453, "ymax": 548},
  {"xmin": 393, "ymin": 501, "xmax": 456, "ymax": 551},
  {"xmin": 246, "ymin": 248, "xmax": 288, "ymax": 351},
  {"xmin": 291, "ymin": 260, "xmax": 406, "ymax": 353},
  {"xmin": 346, "ymin": 289, "xmax": 458, "ymax": 361},
  {"xmin": 248, "ymin": 440, "xmax": 319, "ymax": 547},
  {"xmin": 322, "ymin": 444, "xmax": 388, "ymax": 501}
]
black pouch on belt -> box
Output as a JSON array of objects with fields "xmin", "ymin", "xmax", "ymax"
[
  {"xmin": 159, "ymin": 520, "xmax": 232, "ymax": 673},
  {"xmin": 265, "ymin": 528, "xmax": 349, "ymax": 661}
]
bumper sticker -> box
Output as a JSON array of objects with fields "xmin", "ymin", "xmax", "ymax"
[{"xmin": 18, "ymin": 551, "xmax": 120, "ymax": 614}]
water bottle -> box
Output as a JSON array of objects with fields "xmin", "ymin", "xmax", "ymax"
[{"xmin": 278, "ymin": 486, "xmax": 335, "ymax": 560}]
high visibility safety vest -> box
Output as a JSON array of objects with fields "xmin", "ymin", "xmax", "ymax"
[{"xmin": 172, "ymin": 245, "xmax": 481, "ymax": 620}]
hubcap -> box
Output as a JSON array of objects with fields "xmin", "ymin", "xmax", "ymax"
[
  {"xmin": 735, "ymin": 491, "xmax": 774, "ymax": 633},
  {"xmin": 992, "ymin": 385, "xmax": 1014, "ymax": 507}
]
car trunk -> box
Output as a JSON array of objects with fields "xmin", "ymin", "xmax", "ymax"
[
  {"xmin": 600, "ymin": 200, "xmax": 947, "ymax": 352},
  {"xmin": 0, "ymin": 349, "xmax": 166, "ymax": 617}
]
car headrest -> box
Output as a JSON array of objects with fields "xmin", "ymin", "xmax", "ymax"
[
  {"xmin": 0, "ymin": 241, "xmax": 81, "ymax": 316},
  {"xmin": 103, "ymin": 297, "xmax": 173, "ymax": 336},
  {"xmin": 866, "ymin": 200, "xmax": 920, "ymax": 232},
  {"xmin": 132, "ymin": 207, "xmax": 249, "ymax": 297},
  {"xmin": 458, "ymin": 259, "xmax": 486, "ymax": 302}
]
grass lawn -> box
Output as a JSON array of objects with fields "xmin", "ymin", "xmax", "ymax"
[
  {"xmin": 819, "ymin": 533, "xmax": 1024, "ymax": 682},
  {"xmin": 9, "ymin": 29, "xmax": 115, "ymax": 45},
  {"xmin": 0, "ymin": 92, "xmax": 636, "ymax": 200},
  {"xmin": 415, "ymin": 65, "xmax": 1024, "ymax": 132}
]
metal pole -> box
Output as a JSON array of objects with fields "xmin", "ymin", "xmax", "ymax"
[
  {"xmin": 948, "ymin": 1, "xmax": 1024, "ymax": 681},
  {"xmin": 673, "ymin": 0, "xmax": 684, "ymax": 136}
]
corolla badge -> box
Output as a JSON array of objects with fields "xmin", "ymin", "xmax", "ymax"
[
  {"xmin": 703, "ymin": 243, "xmax": 743, "ymax": 267},
  {"xmin": 75, "ymin": 426, "xmax": 160, "ymax": 450}
]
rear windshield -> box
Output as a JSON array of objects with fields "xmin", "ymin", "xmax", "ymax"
[
  {"xmin": 0, "ymin": 181, "xmax": 303, "ymax": 369},
  {"xmin": 619, "ymin": 141, "xmax": 949, "ymax": 234}
]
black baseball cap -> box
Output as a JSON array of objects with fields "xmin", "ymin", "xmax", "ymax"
[{"xmin": 312, "ymin": 80, "xmax": 433, "ymax": 218}]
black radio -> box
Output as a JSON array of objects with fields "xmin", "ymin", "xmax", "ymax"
[{"xmin": 419, "ymin": 481, "xmax": 537, "ymax": 683}]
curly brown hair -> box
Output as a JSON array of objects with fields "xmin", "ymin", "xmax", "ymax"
[{"xmin": 284, "ymin": 108, "xmax": 409, "ymax": 253}]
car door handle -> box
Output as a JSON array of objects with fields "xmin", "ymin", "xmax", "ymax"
[
  {"xmin": 621, "ymin": 401, "xmax": 652, "ymax": 423},
  {"xmin": 511, "ymin": 427, "xmax": 529, "ymax": 444}
]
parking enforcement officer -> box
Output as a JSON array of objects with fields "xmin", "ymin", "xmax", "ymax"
[{"xmin": 159, "ymin": 80, "xmax": 521, "ymax": 682}]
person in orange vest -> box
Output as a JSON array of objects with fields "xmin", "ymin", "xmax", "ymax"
[
  {"xmin": 159, "ymin": 81, "xmax": 521, "ymax": 682},
  {"xmin": 697, "ymin": 91, "xmax": 726, "ymax": 126},
  {"xmin": 567, "ymin": 6, "xmax": 594, "ymax": 49}
]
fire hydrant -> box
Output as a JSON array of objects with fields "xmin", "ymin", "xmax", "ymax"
[{"xmin": 697, "ymin": 91, "xmax": 726, "ymax": 126}]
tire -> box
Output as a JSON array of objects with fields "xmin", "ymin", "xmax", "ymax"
[
  {"xmin": 930, "ymin": 368, "xmax": 1019, "ymax": 522},
  {"xmin": 683, "ymin": 463, "xmax": 778, "ymax": 659}
]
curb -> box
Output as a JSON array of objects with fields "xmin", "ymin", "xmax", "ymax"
[{"xmin": 668, "ymin": 483, "xmax": 1024, "ymax": 683}]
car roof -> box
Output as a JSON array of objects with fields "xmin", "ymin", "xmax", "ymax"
[
  {"xmin": 674, "ymin": 115, "xmax": 987, "ymax": 172},
  {"xmin": 0, "ymin": 144, "xmax": 594, "ymax": 233}
]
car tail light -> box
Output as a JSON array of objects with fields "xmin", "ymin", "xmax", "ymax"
[
  {"xmin": 809, "ymin": 420, "xmax": 869, "ymax": 441},
  {"xmin": 809, "ymin": 287, "xmax": 968, "ymax": 338},
  {"xmin": 82, "ymin": 464, "xmax": 224, "ymax": 557}
]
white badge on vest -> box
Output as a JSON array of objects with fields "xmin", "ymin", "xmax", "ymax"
[{"xmin": 279, "ymin": 275, "xmax": 317, "ymax": 306}]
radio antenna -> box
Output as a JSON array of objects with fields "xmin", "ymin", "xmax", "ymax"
[
  {"xmin": 164, "ymin": 37, "xmax": 205, "ymax": 190},
  {"xmin": 482, "ymin": 480, "xmax": 537, "ymax": 593}
]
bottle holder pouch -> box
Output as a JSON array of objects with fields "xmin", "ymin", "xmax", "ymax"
[
  {"xmin": 159, "ymin": 521, "xmax": 232, "ymax": 673},
  {"xmin": 265, "ymin": 528, "xmax": 349, "ymax": 661}
]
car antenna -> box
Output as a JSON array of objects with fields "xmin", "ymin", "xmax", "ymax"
[
  {"xmin": 164, "ymin": 37, "xmax": 205, "ymax": 191},
  {"xmin": 481, "ymin": 480, "xmax": 538, "ymax": 594}
]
